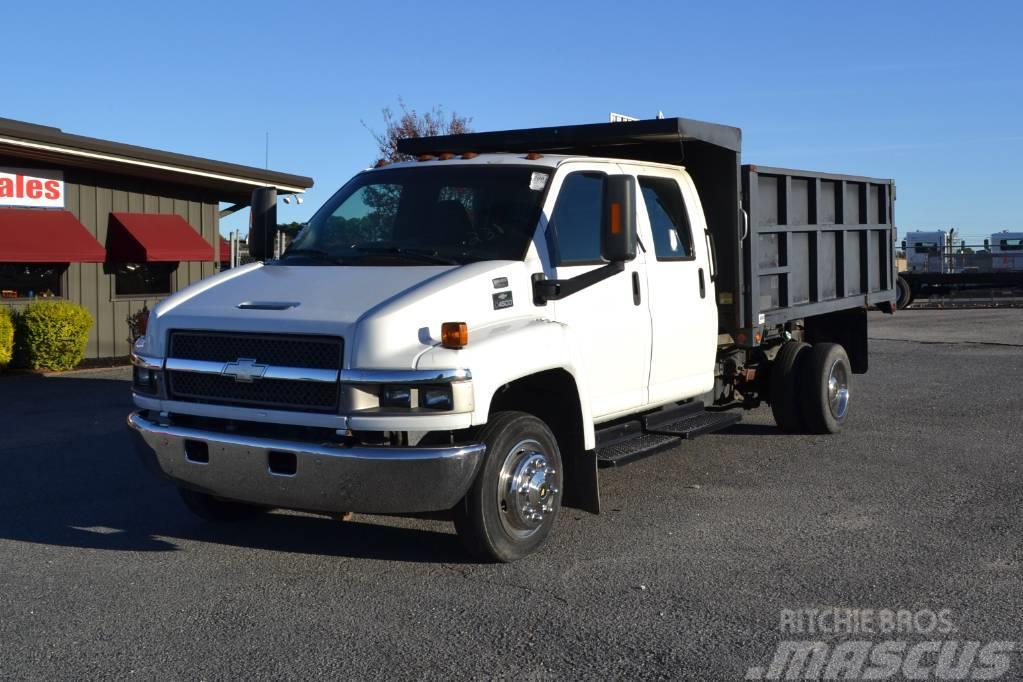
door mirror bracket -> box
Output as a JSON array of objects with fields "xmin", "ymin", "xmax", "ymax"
[{"xmin": 531, "ymin": 262, "xmax": 626, "ymax": 305}]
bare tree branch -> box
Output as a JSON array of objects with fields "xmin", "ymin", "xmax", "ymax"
[{"xmin": 363, "ymin": 98, "xmax": 473, "ymax": 164}]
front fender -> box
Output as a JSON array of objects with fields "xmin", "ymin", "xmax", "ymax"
[{"xmin": 416, "ymin": 317, "xmax": 597, "ymax": 449}]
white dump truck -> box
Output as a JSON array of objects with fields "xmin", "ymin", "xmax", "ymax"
[{"xmin": 129, "ymin": 118, "xmax": 897, "ymax": 561}]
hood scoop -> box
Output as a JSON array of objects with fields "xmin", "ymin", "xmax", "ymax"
[{"xmin": 237, "ymin": 301, "xmax": 301, "ymax": 310}]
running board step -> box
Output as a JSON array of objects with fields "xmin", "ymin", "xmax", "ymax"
[
  {"xmin": 596, "ymin": 433, "xmax": 681, "ymax": 468},
  {"xmin": 595, "ymin": 406, "xmax": 743, "ymax": 468},
  {"xmin": 646, "ymin": 411, "xmax": 742, "ymax": 439}
]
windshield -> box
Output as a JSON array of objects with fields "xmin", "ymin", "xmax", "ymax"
[{"xmin": 283, "ymin": 165, "xmax": 548, "ymax": 265}]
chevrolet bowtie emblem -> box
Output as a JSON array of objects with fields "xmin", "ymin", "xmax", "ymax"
[{"xmin": 222, "ymin": 358, "xmax": 268, "ymax": 383}]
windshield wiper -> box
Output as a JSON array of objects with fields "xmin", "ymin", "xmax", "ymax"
[
  {"xmin": 351, "ymin": 246, "xmax": 460, "ymax": 265},
  {"xmin": 279, "ymin": 248, "xmax": 347, "ymax": 265}
]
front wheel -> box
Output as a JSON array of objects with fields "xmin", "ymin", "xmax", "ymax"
[{"xmin": 453, "ymin": 411, "xmax": 563, "ymax": 562}]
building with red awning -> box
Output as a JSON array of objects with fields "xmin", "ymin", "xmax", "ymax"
[{"xmin": 0, "ymin": 117, "xmax": 313, "ymax": 358}]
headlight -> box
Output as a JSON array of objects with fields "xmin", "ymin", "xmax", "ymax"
[
  {"xmin": 420, "ymin": 386, "xmax": 453, "ymax": 410},
  {"xmin": 380, "ymin": 385, "xmax": 412, "ymax": 408},
  {"xmin": 130, "ymin": 345, "xmax": 164, "ymax": 397},
  {"xmin": 340, "ymin": 370, "xmax": 473, "ymax": 414},
  {"xmin": 132, "ymin": 366, "xmax": 162, "ymax": 395}
]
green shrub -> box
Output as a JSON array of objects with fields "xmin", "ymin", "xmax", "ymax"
[
  {"xmin": 0, "ymin": 308, "xmax": 12, "ymax": 371},
  {"xmin": 15, "ymin": 301, "xmax": 94, "ymax": 371}
]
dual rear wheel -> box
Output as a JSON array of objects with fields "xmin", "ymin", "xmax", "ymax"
[{"xmin": 770, "ymin": 341, "xmax": 851, "ymax": 434}]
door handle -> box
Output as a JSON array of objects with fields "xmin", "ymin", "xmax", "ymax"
[
  {"xmin": 704, "ymin": 229, "xmax": 718, "ymax": 282},
  {"xmin": 632, "ymin": 271, "xmax": 641, "ymax": 305},
  {"xmin": 698, "ymin": 268, "xmax": 706, "ymax": 299}
]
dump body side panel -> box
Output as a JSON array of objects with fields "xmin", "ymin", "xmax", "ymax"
[{"xmin": 741, "ymin": 165, "xmax": 896, "ymax": 336}]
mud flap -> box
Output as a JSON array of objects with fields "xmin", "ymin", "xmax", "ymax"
[{"xmin": 561, "ymin": 449, "xmax": 600, "ymax": 514}]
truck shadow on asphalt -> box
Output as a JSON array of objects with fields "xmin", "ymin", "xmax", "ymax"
[
  {"xmin": 719, "ymin": 423, "xmax": 789, "ymax": 436},
  {"xmin": 0, "ymin": 373, "xmax": 471, "ymax": 564}
]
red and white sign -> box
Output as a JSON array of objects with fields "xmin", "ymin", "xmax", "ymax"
[{"xmin": 0, "ymin": 168, "xmax": 65, "ymax": 208}]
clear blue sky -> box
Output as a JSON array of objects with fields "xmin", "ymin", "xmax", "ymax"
[{"xmin": 2, "ymin": 1, "xmax": 1020, "ymax": 243}]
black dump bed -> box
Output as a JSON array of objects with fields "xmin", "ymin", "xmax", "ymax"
[{"xmin": 399, "ymin": 118, "xmax": 896, "ymax": 346}]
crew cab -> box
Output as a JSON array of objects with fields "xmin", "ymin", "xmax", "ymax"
[{"xmin": 129, "ymin": 118, "xmax": 897, "ymax": 561}]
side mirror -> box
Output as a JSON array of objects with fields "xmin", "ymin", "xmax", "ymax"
[
  {"xmin": 248, "ymin": 187, "xmax": 277, "ymax": 261},
  {"xmin": 601, "ymin": 175, "xmax": 637, "ymax": 262}
]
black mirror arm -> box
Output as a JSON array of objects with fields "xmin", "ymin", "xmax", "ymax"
[{"xmin": 531, "ymin": 261, "xmax": 626, "ymax": 305}]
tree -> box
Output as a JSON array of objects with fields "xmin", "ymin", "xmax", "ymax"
[
  {"xmin": 365, "ymin": 98, "xmax": 473, "ymax": 164},
  {"xmin": 277, "ymin": 221, "xmax": 306, "ymax": 238}
]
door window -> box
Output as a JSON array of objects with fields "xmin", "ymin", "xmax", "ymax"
[
  {"xmin": 639, "ymin": 176, "xmax": 694, "ymax": 261},
  {"xmin": 547, "ymin": 172, "xmax": 605, "ymax": 265}
]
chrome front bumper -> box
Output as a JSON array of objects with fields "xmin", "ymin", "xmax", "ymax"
[{"xmin": 128, "ymin": 411, "xmax": 485, "ymax": 514}]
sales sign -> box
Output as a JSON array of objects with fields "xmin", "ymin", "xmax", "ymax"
[{"xmin": 0, "ymin": 168, "xmax": 65, "ymax": 208}]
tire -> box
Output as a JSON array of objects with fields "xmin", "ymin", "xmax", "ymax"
[
  {"xmin": 799, "ymin": 343, "xmax": 852, "ymax": 434},
  {"xmin": 896, "ymin": 275, "xmax": 913, "ymax": 310},
  {"xmin": 770, "ymin": 341, "xmax": 810, "ymax": 433},
  {"xmin": 177, "ymin": 487, "xmax": 266, "ymax": 523},
  {"xmin": 453, "ymin": 411, "xmax": 563, "ymax": 562}
]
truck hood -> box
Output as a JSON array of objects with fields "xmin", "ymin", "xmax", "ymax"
[{"xmin": 144, "ymin": 262, "xmax": 458, "ymax": 357}]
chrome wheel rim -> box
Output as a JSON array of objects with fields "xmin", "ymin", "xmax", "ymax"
[
  {"xmin": 827, "ymin": 359, "xmax": 850, "ymax": 419},
  {"xmin": 497, "ymin": 439, "xmax": 559, "ymax": 539}
]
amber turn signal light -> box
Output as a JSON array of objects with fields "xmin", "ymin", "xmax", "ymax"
[
  {"xmin": 441, "ymin": 322, "xmax": 469, "ymax": 349},
  {"xmin": 610, "ymin": 202, "xmax": 622, "ymax": 235}
]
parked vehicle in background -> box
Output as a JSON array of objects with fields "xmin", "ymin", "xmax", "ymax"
[
  {"xmin": 896, "ymin": 228, "xmax": 1023, "ymax": 308},
  {"xmin": 128, "ymin": 118, "xmax": 896, "ymax": 561},
  {"xmin": 905, "ymin": 230, "xmax": 949, "ymax": 273},
  {"xmin": 991, "ymin": 230, "xmax": 1023, "ymax": 272}
]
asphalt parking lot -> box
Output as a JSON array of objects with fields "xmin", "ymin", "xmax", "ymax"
[{"xmin": 0, "ymin": 309, "xmax": 1020, "ymax": 679}]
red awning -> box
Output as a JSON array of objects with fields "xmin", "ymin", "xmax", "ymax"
[
  {"xmin": 107, "ymin": 212, "xmax": 214, "ymax": 262},
  {"xmin": 220, "ymin": 237, "xmax": 230, "ymax": 262},
  {"xmin": 0, "ymin": 209, "xmax": 106, "ymax": 262}
]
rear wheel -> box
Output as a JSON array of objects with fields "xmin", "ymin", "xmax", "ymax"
[
  {"xmin": 799, "ymin": 343, "xmax": 852, "ymax": 434},
  {"xmin": 177, "ymin": 488, "xmax": 266, "ymax": 522},
  {"xmin": 770, "ymin": 341, "xmax": 810, "ymax": 433},
  {"xmin": 896, "ymin": 275, "xmax": 913, "ymax": 309},
  {"xmin": 453, "ymin": 411, "xmax": 563, "ymax": 562}
]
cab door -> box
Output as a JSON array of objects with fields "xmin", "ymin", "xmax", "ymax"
[
  {"xmin": 542, "ymin": 163, "xmax": 652, "ymax": 419},
  {"xmin": 631, "ymin": 167, "xmax": 718, "ymax": 405}
]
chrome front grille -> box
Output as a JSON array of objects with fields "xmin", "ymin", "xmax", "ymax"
[{"xmin": 166, "ymin": 331, "xmax": 342, "ymax": 413}]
